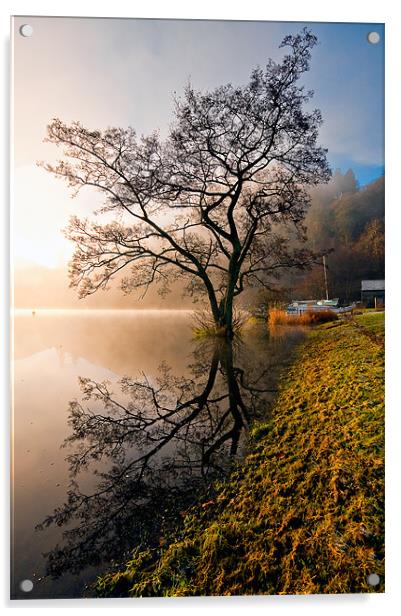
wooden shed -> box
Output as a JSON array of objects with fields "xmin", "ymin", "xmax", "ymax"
[{"xmin": 361, "ymin": 280, "xmax": 385, "ymax": 308}]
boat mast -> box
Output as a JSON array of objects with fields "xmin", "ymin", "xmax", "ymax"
[{"xmin": 323, "ymin": 255, "xmax": 329, "ymax": 300}]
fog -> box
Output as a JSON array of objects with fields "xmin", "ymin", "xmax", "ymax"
[
  {"xmin": 13, "ymin": 266, "xmax": 200, "ymax": 310},
  {"xmin": 298, "ymin": 171, "xmax": 384, "ymax": 300}
]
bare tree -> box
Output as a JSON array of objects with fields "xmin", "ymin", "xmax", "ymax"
[{"xmin": 43, "ymin": 28, "xmax": 330, "ymax": 336}]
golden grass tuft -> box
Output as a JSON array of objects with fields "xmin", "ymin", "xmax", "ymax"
[
  {"xmin": 268, "ymin": 307, "xmax": 338, "ymax": 327},
  {"xmin": 192, "ymin": 309, "xmax": 245, "ymax": 338}
]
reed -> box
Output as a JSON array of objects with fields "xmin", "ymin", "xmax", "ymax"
[
  {"xmin": 268, "ymin": 307, "xmax": 338, "ymax": 327},
  {"xmin": 192, "ymin": 309, "xmax": 245, "ymax": 338}
]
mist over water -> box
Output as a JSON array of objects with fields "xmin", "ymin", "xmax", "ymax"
[{"xmin": 12, "ymin": 309, "xmax": 305, "ymax": 599}]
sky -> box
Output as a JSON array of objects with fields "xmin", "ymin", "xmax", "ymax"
[{"xmin": 12, "ymin": 17, "xmax": 384, "ymax": 269}]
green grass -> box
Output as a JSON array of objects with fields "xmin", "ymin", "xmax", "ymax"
[
  {"xmin": 355, "ymin": 312, "xmax": 385, "ymax": 338},
  {"xmin": 96, "ymin": 320, "xmax": 384, "ymax": 597}
]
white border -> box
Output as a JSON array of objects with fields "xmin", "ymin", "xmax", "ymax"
[{"xmin": 2, "ymin": 1, "xmax": 401, "ymax": 614}]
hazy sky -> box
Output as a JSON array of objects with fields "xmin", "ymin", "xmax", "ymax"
[{"xmin": 13, "ymin": 17, "xmax": 384, "ymax": 268}]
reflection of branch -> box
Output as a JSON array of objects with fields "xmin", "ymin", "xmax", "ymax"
[
  {"xmin": 236, "ymin": 366, "xmax": 278, "ymax": 393},
  {"xmin": 36, "ymin": 339, "xmax": 280, "ymax": 579}
]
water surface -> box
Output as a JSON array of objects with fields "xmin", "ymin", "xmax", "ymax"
[{"xmin": 12, "ymin": 309, "xmax": 304, "ymax": 599}]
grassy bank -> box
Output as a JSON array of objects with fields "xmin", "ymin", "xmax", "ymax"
[
  {"xmin": 355, "ymin": 311, "xmax": 385, "ymax": 339},
  {"xmin": 96, "ymin": 316, "xmax": 384, "ymax": 597}
]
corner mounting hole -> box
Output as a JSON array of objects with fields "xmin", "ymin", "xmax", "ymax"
[
  {"xmin": 20, "ymin": 579, "xmax": 34, "ymax": 592},
  {"xmin": 367, "ymin": 32, "xmax": 380, "ymax": 44},
  {"xmin": 367, "ymin": 573, "xmax": 380, "ymax": 586},
  {"xmin": 19, "ymin": 24, "xmax": 33, "ymax": 38}
]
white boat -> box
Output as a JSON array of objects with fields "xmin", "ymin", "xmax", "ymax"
[{"xmin": 286, "ymin": 298, "xmax": 355, "ymax": 315}]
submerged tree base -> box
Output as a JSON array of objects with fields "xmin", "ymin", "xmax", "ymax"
[
  {"xmin": 96, "ymin": 314, "xmax": 384, "ymax": 597},
  {"xmin": 192, "ymin": 310, "xmax": 245, "ymax": 339},
  {"xmin": 193, "ymin": 325, "xmax": 235, "ymax": 339}
]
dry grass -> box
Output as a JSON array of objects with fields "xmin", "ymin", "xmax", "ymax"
[
  {"xmin": 192, "ymin": 309, "xmax": 245, "ymax": 338},
  {"xmin": 269, "ymin": 307, "xmax": 338, "ymax": 327},
  {"xmin": 96, "ymin": 317, "xmax": 384, "ymax": 597}
]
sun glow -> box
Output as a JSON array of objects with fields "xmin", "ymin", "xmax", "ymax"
[{"xmin": 13, "ymin": 164, "xmax": 83, "ymax": 269}]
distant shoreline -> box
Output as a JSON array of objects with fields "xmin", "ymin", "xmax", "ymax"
[{"xmin": 13, "ymin": 308, "xmax": 196, "ymax": 314}]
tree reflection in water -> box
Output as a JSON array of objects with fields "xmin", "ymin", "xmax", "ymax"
[{"xmin": 36, "ymin": 334, "xmax": 297, "ymax": 580}]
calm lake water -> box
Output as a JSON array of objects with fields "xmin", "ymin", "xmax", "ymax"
[{"xmin": 11, "ymin": 309, "xmax": 305, "ymax": 600}]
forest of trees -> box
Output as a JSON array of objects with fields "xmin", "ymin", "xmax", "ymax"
[{"xmin": 286, "ymin": 170, "xmax": 384, "ymax": 302}]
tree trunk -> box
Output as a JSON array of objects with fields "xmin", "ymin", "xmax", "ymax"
[
  {"xmin": 202, "ymin": 259, "xmax": 239, "ymax": 338},
  {"xmin": 216, "ymin": 270, "xmax": 238, "ymax": 338},
  {"xmin": 216, "ymin": 295, "xmax": 234, "ymax": 337}
]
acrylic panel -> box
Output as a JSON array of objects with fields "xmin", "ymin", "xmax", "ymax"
[{"xmin": 11, "ymin": 16, "xmax": 385, "ymax": 599}]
